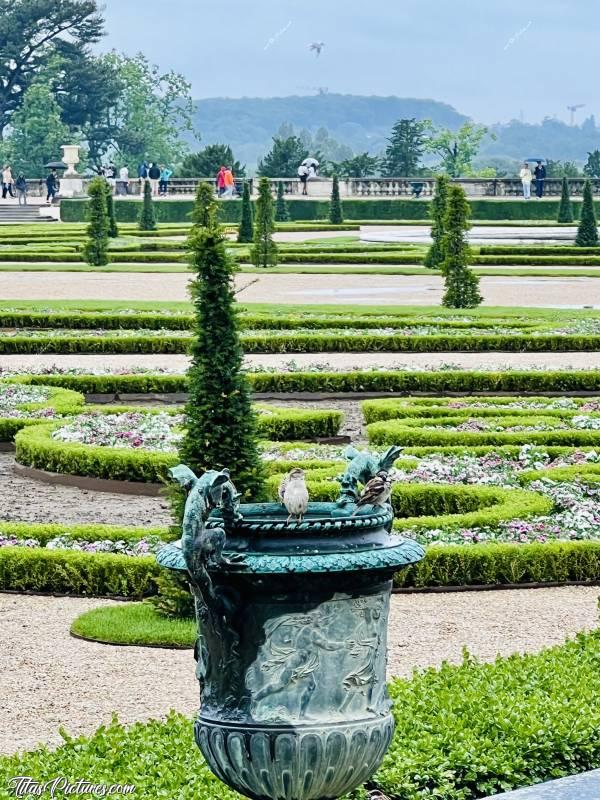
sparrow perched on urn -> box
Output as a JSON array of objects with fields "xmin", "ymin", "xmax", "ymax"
[
  {"xmin": 355, "ymin": 470, "xmax": 392, "ymax": 511},
  {"xmin": 279, "ymin": 468, "xmax": 309, "ymax": 523}
]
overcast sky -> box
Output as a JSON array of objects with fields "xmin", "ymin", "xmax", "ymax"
[{"xmin": 101, "ymin": 0, "xmax": 595, "ymax": 124}]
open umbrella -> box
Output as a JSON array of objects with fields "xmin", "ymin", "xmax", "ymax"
[
  {"xmin": 43, "ymin": 160, "xmax": 67, "ymax": 170},
  {"xmin": 301, "ymin": 158, "xmax": 320, "ymax": 168},
  {"xmin": 525, "ymin": 158, "xmax": 546, "ymax": 163}
]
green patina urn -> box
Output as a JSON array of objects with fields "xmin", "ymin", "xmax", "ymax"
[{"xmin": 157, "ymin": 447, "xmax": 424, "ymax": 800}]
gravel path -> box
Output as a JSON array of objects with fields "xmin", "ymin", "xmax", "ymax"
[
  {"xmin": 1, "ymin": 587, "xmax": 597, "ymax": 755},
  {"xmin": 3, "ymin": 351, "xmax": 600, "ymax": 373},
  {"xmin": 0, "ymin": 452, "xmax": 172, "ymax": 527},
  {"xmin": 0, "ymin": 271, "xmax": 599, "ymax": 307}
]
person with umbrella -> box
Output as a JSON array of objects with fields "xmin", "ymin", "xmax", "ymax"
[
  {"xmin": 45, "ymin": 169, "xmax": 58, "ymax": 205},
  {"xmin": 297, "ymin": 157, "xmax": 319, "ymax": 196},
  {"xmin": 533, "ymin": 159, "xmax": 547, "ymax": 199}
]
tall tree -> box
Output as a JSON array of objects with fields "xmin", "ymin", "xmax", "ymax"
[
  {"xmin": 82, "ymin": 177, "xmax": 109, "ymax": 266},
  {"xmin": 4, "ymin": 78, "xmax": 69, "ymax": 177},
  {"xmin": 557, "ymin": 177, "xmax": 574, "ymax": 224},
  {"xmin": 97, "ymin": 52, "xmax": 196, "ymax": 171},
  {"xmin": 441, "ymin": 186, "xmax": 481, "ymax": 308},
  {"xmin": 180, "ymin": 144, "xmax": 245, "ymax": 179},
  {"xmin": 575, "ymin": 179, "xmax": 598, "ymax": 247},
  {"xmin": 0, "ymin": 0, "xmax": 103, "ymax": 136},
  {"xmin": 251, "ymin": 177, "xmax": 278, "ymax": 268},
  {"xmin": 584, "ymin": 150, "xmax": 600, "ymax": 179},
  {"xmin": 424, "ymin": 174, "xmax": 450, "ymax": 269},
  {"xmin": 335, "ymin": 153, "xmax": 380, "ymax": 178},
  {"xmin": 258, "ymin": 136, "xmax": 308, "ymax": 177},
  {"xmin": 381, "ymin": 119, "xmax": 429, "ymax": 176},
  {"xmin": 237, "ymin": 181, "xmax": 254, "ymax": 243},
  {"xmin": 427, "ymin": 122, "xmax": 489, "ymax": 177},
  {"xmin": 181, "ymin": 208, "xmax": 264, "ymax": 499}
]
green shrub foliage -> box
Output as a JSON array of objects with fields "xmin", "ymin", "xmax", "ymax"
[
  {"xmin": 104, "ymin": 182, "xmax": 119, "ymax": 238},
  {"xmin": 424, "ymin": 174, "xmax": 450, "ymax": 268},
  {"xmin": 191, "ymin": 181, "xmax": 216, "ymax": 228},
  {"xmin": 274, "ymin": 180, "xmax": 289, "ymax": 222},
  {"xmin": 328, "ymin": 174, "xmax": 344, "ymax": 225},
  {"xmin": 82, "ymin": 177, "xmax": 109, "ymax": 266},
  {"xmin": 237, "ymin": 180, "xmax": 254, "ymax": 241},
  {"xmin": 557, "ymin": 176, "xmax": 574, "ymax": 223},
  {"xmin": 250, "ymin": 177, "xmax": 278, "ymax": 268},
  {"xmin": 138, "ymin": 180, "xmax": 157, "ymax": 231},
  {"xmin": 441, "ymin": 185, "xmax": 482, "ymax": 308},
  {"xmin": 576, "ymin": 178, "xmax": 598, "ymax": 246},
  {"xmin": 181, "ymin": 206, "xmax": 265, "ymax": 499}
]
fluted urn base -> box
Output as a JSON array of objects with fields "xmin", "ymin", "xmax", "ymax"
[{"xmin": 195, "ymin": 715, "xmax": 394, "ymax": 800}]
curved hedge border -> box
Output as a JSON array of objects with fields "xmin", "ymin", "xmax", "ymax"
[
  {"xmin": 368, "ymin": 414, "xmax": 600, "ymax": 448},
  {"xmin": 14, "ymin": 407, "xmax": 343, "ymax": 483},
  {"xmin": 264, "ymin": 467, "xmax": 551, "ymax": 531},
  {"xmin": 362, "ymin": 396, "xmax": 599, "ymax": 423},
  {"xmin": 0, "ymin": 384, "xmax": 84, "ymax": 442},
  {"xmin": 17, "ymin": 369, "xmax": 600, "ymax": 396}
]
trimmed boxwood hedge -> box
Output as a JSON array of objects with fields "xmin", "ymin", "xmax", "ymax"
[
  {"xmin": 368, "ymin": 414, "xmax": 600, "ymax": 448},
  {"xmin": 0, "ymin": 384, "xmax": 84, "ymax": 441},
  {"xmin": 13, "ymin": 407, "xmax": 343, "ymax": 483},
  {"xmin": 362, "ymin": 396, "xmax": 600, "ymax": 423},
  {"xmin": 60, "ymin": 197, "xmax": 600, "ymax": 222},
  {"xmin": 17, "ymin": 368, "xmax": 600, "ymax": 396}
]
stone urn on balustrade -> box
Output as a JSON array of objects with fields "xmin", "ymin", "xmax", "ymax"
[{"xmin": 157, "ymin": 446, "xmax": 424, "ymax": 800}]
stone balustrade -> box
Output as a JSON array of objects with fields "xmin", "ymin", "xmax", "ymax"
[{"xmin": 19, "ymin": 176, "xmax": 600, "ymax": 199}]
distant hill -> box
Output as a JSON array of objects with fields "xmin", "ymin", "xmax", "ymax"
[
  {"xmin": 190, "ymin": 94, "xmax": 600, "ymax": 173},
  {"xmin": 192, "ymin": 94, "xmax": 468, "ymax": 167}
]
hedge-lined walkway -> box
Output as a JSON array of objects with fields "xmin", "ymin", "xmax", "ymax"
[
  {"xmin": 2, "ymin": 350, "xmax": 600, "ymax": 373},
  {"xmin": 0, "ymin": 271, "xmax": 598, "ymax": 306},
  {"xmin": 0, "ymin": 587, "xmax": 597, "ymax": 755}
]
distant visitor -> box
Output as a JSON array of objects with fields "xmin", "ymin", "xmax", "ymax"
[
  {"xmin": 534, "ymin": 160, "xmax": 546, "ymax": 199},
  {"xmin": 520, "ymin": 162, "xmax": 532, "ymax": 200}
]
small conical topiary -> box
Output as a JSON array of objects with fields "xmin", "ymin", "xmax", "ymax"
[
  {"xmin": 275, "ymin": 180, "xmax": 289, "ymax": 222},
  {"xmin": 192, "ymin": 181, "xmax": 216, "ymax": 228},
  {"xmin": 441, "ymin": 185, "xmax": 482, "ymax": 308},
  {"xmin": 328, "ymin": 174, "xmax": 344, "ymax": 224},
  {"xmin": 82, "ymin": 177, "xmax": 109, "ymax": 266},
  {"xmin": 181, "ymin": 199, "xmax": 265, "ymax": 500},
  {"xmin": 557, "ymin": 176, "xmax": 574, "ymax": 224},
  {"xmin": 251, "ymin": 177, "xmax": 278, "ymax": 268},
  {"xmin": 138, "ymin": 180, "xmax": 156, "ymax": 231},
  {"xmin": 424, "ymin": 174, "xmax": 450, "ymax": 269},
  {"xmin": 237, "ymin": 181, "xmax": 254, "ymax": 242},
  {"xmin": 575, "ymin": 178, "xmax": 598, "ymax": 246},
  {"xmin": 104, "ymin": 181, "xmax": 119, "ymax": 238}
]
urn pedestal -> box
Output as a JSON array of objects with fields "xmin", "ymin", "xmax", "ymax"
[{"xmin": 159, "ymin": 499, "xmax": 424, "ymax": 800}]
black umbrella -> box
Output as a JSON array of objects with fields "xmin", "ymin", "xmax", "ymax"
[{"xmin": 43, "ymin": 161, "xmax": 67, "ymax": 170}]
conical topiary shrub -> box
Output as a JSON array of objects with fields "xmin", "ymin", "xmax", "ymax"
[
  {"xmin": 557, "ymin": 176, "xmax": 573, "ymax": 224},
  {"xmin": 192, "ymin": 181, "xmax": 216, "ymax": 228},
  {"xmin": 424, "ymin": 174, "xmax": 450, "ymax": 269},
  {"xmin": 181, "ymin": 201, "xmax": 265, "ymax": 500},
  {"xmin": 238, "ymin": 181, "xmax": 254, "ymax": 242},
  {"xmin": 82, "ymin": 177, "xmax": 109, "ymax": 266},
  {"xmin": 104, "ymin": 181, "xmax": 119, "ymax": 238},
  {"xmin": 251, "ymin": 177, "xmax": 278, "ymax": 268},
  {"xmin": 275, "ymin": 180, "xmax": 289, "ymax": 222},
  {"xmin": 441, "ymin": 185, "xmax": 482, "ymax": 308},
  {"xmin": 575, "ymin": 179, "xmax": 598, "ymax": 246},
  {"xmin": 329, "ymin": 175, "xmax": 344, "ymax": 224},
  {"xmin": 138, "ymin": 180, "xmax": 156, "ymax": 231}
]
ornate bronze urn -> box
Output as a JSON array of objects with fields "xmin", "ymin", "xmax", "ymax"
[{"xmin": 158, "ymin": 447, "xmax": 424, "ymax": 800}]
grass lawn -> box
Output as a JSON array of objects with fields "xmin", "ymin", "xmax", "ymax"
[{"xmin": 70, "ymin": 602, "xmax": 196, "ymax": 648}]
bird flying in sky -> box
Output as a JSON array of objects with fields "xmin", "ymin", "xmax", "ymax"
[{"xmin": 308, "ymin": 42, "xmax": 326, "ymax": 57}]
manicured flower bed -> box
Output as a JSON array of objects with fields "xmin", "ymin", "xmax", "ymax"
[
  {"xmin": 0, "ymin": 532, "xmax": 162, "ymax": 556},
  {"xmin": 0, "ymin": 382, "xmax": 84, "ymax": 440},
  {"xmin": 52, "ymin": 412, "xmax": 182, "ymax": 452}
]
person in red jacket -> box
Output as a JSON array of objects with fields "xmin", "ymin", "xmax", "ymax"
[{"xmin": 216, "ymin": 166, "xmax": 226, "ymax": 196}]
